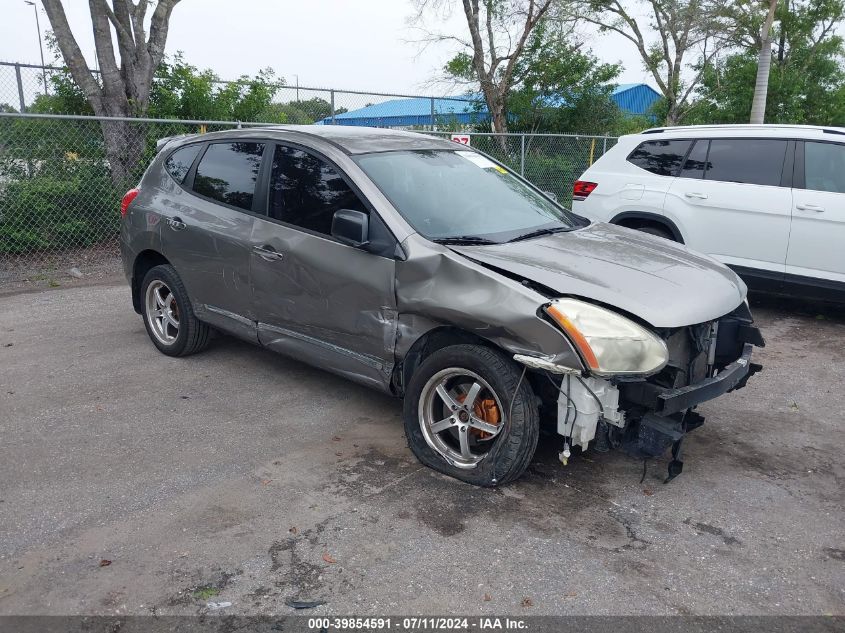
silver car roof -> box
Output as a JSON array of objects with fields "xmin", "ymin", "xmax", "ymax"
[{"xmin": 161, "ymin": 125, "xmax": 460, "ymax": 155}]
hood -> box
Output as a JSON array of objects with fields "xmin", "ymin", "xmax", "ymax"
[{"xmin": 449, "ymin": 222, "xmax": 746, "ymax": 328}]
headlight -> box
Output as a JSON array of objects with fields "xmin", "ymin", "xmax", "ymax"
[{"xmin": 545, "ymin": 298, "xmax": 668, "ymax": 376}]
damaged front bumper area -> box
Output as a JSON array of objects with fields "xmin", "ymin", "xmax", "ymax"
[
  {"xmin": 517, "ymin": 303, "xmax": 764, "ymax": 480},
  {"xmin": 626, "ymin": 342, "xmax": 757, "ymax": 417}
]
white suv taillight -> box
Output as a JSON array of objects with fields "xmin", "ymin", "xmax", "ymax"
[{"xmin": 573, "ymin": 180, "xmax": 598, "ymax": 201}]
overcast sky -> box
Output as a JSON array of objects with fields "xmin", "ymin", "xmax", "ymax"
[{"xmin": 0, "ymin": 0, "xmax": 652, "ymax": 96}]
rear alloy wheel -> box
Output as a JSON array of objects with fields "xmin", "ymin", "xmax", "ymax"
[
  {"xmin": 145, "ymin": 279, "xmax": 180, "ymax": 346},
  {"xmin": 141, "ymin": 264, "xmax": 210, "ymax": 357},
  {"xmin": 404, "ymin": 344, "xmax": 539, "ymax": 486}
]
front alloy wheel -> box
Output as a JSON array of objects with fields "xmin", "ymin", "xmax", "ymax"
[
  {"xmin": 403, "ymin": 344, "xmax": 539, "ymax": 486},
  {"xmin": 419, "ymin": 368, "xmax": 504, "ymax": 469}
]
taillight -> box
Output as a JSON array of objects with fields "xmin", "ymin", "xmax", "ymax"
[
  {"xmin": 120, "ymin": 188, "xmax": 139, "ymax": 217},
  {"xmin": 573, "ymin": 180, "xmax": 597, "ymax": 201}
]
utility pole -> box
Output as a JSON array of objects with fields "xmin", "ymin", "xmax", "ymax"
[{"xmin": 24, "ymin": 1, "xmax": 49, "ymax": 95}]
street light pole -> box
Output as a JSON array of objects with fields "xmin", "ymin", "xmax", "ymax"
[{"xmin": 24, "ymin": 1, "xmax": 49, "ymax": 96}]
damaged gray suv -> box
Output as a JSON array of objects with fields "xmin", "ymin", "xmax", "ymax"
[{"xmin": 120, "ymin": 126, "xmax": 764, "ymax": 486}]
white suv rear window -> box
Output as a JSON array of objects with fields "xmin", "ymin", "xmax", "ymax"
[{"xmin": 627, "ymin": 140, "xmax": 692, "ymax": 176}]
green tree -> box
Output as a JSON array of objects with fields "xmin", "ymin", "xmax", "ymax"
[
  {"xmin": 29, "ymin": 67, "xmax": 93, "ymax": 115},
  {"xmin": 688, "ymin": 0, "xmax": 845, "ymax": 124},
  {"xmin": 41, "ymin": 0, "xmax": 182, "ymax": 184},
  {"xmin": 505, "ymin": 23, "xmax": 625, "ymax": 134},
  {"xmin": 444, "ymin": 19, "xmax": 633, "ymax": 134},
  {"xmin": 148, "ymin": 55, "xmax": 288, "ymax": 122},
  {"xmin": 413, "ymin": 0, "xmax": 556, "ymax": 133},
  {"xmin": 579, "ymin": 0, "xmax": 728, "ymax": 125}
]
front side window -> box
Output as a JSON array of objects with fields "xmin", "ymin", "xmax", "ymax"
[
  {"xmin": 804, "ymin": 141, "xmax": 845, "ymax": 194},
  {"xmin": 268, "ymin": 145, "xmax": 366, "ymax": 235},
  {"xmin": 193, "ymin": 142, "xmax": 265, "ymax": 211},
  {"xmin": 354, "ymin": 150, "xmax": 581, "ymax": 242},
  {"xmin": 165, "ymin": 144, "xmax": 202, "ymax": 184},
  {"xmin": 704, "ymin": 139, "xmax": 787, "ymax": 187},
  {"xmin": 627, "ymin": 140, "xmax": 692, "ymax": 176}
]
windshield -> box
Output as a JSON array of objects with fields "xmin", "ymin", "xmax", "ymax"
[{"xmin": 354, "ymin": 150, "xmax": 584, "ymax": 243}]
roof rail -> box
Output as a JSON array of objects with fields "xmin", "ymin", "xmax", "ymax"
[{"xmin": 641, "ymin": 123, "xmax": 845, "ymax": 134}]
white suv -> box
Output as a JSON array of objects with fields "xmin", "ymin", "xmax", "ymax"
[{"xmin": 572, "ymin": 124, "xmax": 845, "ymax": 301}]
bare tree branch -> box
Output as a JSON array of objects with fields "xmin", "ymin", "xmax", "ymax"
[
  {"xmin": 578, "ymin": 0, "xmax": 728, "ymax": 124},
  {"xmin": 40, "ymin": 0, "xmax": 181, "ymax": 183},
  {"xmin": 414, "ymin": 0, "xmax": 553, "ymax": 133}
]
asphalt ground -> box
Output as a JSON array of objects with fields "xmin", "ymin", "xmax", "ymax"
[{"xmin": 0, "ymin": 283, "xmax": 843, "ymax": 615}]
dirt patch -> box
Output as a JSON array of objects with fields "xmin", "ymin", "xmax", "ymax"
[
  {"xmin": 823, "ymin": 547, "xmax": 845, "ymax": 561},
  {"xmin": 0, "ymin": 243, "xmax": 123, "ymax": 296},
  {"xmin": 684, "ymin": 518, "xmax": 741, "ymax": 546},
  {"xmin": 268, "ymin": 520, "xmax": 334, "ymax": 603}
]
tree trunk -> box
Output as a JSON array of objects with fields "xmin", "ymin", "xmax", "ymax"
[
  {"xmin": 41, "ymin": 0, "xmax": 180, "ymax": 184},
  {"xmin": 489, "ymin": 97, "xmax": 508, "ymax": 134},
  {"xmin": 664, "ymin": 94, "xmax": 682, "ymax": 126},
  {"xmin": 750, "ymin": 0, "xmax": 779, "ymax": 124},
  {"xmin": 99, "ymin": 120, "xmax": 147, "ymax": 187}
]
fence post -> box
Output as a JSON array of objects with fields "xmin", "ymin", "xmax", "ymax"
[
  {"xmin": 603, "ymin": 137, "xmax": 607, "ymax": 154},
  {"xmin": 430, "ymin": 97, "xmax": 435, "ymax": 131},
  {"xmin": 15, "ymin": 63, "xmax": 26, "ymax": 113},
  {"xmin": 330, "ymin": 90, "xmax": 336, "ymax": 125},
  {"xmin": 520, "ymin": 134, "xmax": 525, "ymax": 176}
]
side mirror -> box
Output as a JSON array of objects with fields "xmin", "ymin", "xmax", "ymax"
[
  {"xmin": 331, "ymin": 209, "xmax": 369, "ymax": 248},
  {"xmin": 543, "ymin": 191, "xmax": 558, "ymax": 202}
]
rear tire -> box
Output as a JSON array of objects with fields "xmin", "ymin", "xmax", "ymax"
[
  {"xmin": 141, "ymin": 264, "xmax": 210, "ymax": 357},
  {"xmin": 403, "ymin": 344, "xmax": 539, "ymax": 486}
]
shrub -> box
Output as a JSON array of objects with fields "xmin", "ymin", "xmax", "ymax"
[{"xmin": 0, "ymin": 162, "xmax": 120, "ymax": 254}]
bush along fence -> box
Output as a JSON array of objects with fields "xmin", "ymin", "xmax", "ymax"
[{"xmin": 0, "ymin": 111, "xmax": 616, "ymax": 286}]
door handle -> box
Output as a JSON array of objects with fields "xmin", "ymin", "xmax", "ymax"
[
  {"xmin": 684, "ymin": 192, "xmax": 708, "ymax": 200},
  {"xmin": 253, "ymin": 245, "xmax": 284, "ymax": 261},
  {"xmin": 167, "ymin": 217, "xmax": 186, "ymax": 231},
  {"xmin": 796, "ymin": 203, "xmax": 825, "ymax": 212}
]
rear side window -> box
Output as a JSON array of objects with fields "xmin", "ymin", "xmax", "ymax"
[
  {"xmin": 679, "ymin": 140, "xmax": 709, "ymax": 179},
  {"xmin": 193, "ymin": 142, "xmax": 265, "ymax": 211},
  {"xmin": 804, "ymin": 141, "xmax": 845, "ymax": 194},
  {"xmin": 268, "ymin": 145, "xmax": 366, "ymax": 235},
  {"xmin": 627, "ymin": 140, "xmax": 692, "ymax": 176},
  {"xmin": 704, "ymin": 139, "xmax": 787, "ymax": 186},
  {"xmin": 164, "ymin": 144, "xmax": 202, "ymax": 184}
]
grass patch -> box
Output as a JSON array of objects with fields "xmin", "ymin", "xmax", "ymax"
[{"xmin": 191, "ymin": 585, "xmax": 220, "ymax": 600}]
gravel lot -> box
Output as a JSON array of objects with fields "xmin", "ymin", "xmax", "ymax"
[{"xmin": 0, "ymin": 283, "xmax": 843, "ymax": 615}]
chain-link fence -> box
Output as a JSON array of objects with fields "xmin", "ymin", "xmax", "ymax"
[
  {"xmin": 0, "ymin": 113, "xmax": 270, "ymax": 287},
  {"xmin": 429, "ymin": 131, "xmax": 617, "ymax": 205},
  {"xmin": 0, "ymin": 61, "xmax": 483, "ymax": 129},
  {"xmin": 0, "ymin": 63, "xmax": 617, "ymax": 289}
]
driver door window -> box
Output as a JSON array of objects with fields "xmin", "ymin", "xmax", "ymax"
[{"xmin": 269, "ymin": 145, "xmax": 366, "ymax": 234}]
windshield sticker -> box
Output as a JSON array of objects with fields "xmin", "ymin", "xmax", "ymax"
[{"xmin": 456, "ymin": 151, "xmax": 504, "ymax": 172}]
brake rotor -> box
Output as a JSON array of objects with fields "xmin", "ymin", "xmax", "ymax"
[{"xmin": 456, "ymin": 392, "xmax": 501, "ymax": 439}]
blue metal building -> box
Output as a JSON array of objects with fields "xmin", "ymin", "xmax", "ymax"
[{"xmin": 318, "ymin": 83, "xmax": 660, "ymax": 127}]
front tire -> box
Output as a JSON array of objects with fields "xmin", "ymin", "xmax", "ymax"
[
  {"xmin": 141, "ymin": 264, "xmax": 210, "ymax": 357},
  {"xmin": 403, "ymin": 344, "xmax": 539, "ymax": 486}
]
